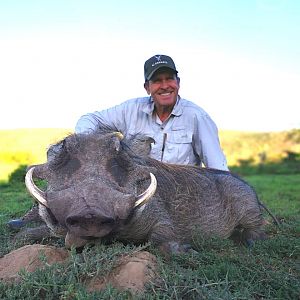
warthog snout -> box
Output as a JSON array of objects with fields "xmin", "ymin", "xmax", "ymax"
[{"xmin": 66, "ymin": 211, "xmax": 116, "ymax": 238}]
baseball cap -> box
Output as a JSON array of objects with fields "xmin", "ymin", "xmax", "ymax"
[{"xmin": 144, "ymin": 54, "xmax": 178, "ymax": 81}]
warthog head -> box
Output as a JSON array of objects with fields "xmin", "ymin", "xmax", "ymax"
[{"xmin": 25, "ymin": 131, "xmax": 157, "ymax": 248}]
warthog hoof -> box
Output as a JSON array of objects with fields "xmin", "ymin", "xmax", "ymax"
[
  {"xmin": 158, "ymin": 241, "xmax": 198, "ymax": 259},
  {"xmin": 7, "ymin": 219, "xmax": 25, "ymax": 230},
  {"xmin": 245, "ymin": 239, "xmax": 255, "ymax": 248}
]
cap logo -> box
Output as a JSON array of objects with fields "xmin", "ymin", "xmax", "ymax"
[{"xmin": 151, "ymin": 55, "xmax": 168, "ymax": 67}]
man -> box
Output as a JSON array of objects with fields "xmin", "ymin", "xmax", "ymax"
[{"xmin": 75, "ymin": 54, "xmax": 228, "ymax": 170}]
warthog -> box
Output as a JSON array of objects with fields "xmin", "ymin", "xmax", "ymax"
[
  {"xmin": 9, "ymin": 134, "xmax": 154, "ymax": 241},
  {"xmin": 25, "ymin": 131, "xmax": 271, "ymax": 255}
]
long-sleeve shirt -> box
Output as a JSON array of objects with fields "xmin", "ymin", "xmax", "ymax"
[{"xmin": 75, "ymin": 96, "xmax": 228, "ymax": 171}]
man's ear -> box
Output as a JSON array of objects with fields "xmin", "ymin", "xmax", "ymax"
[
  {"xmin": 177, "ymin": 76, "xmax": 180, "ymax": 87},
  {"xmin": 144, "ymin": 82, "xmax": 150, "ymax": 95}
]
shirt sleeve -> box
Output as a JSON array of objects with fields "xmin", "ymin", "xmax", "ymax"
[
  {"xmin": 193, "ymin": 114, "xmax": 229, "ymax": 171},
  {"xmin": 75, "ymin": 103, "xmax": 127, "ymax": 134}
]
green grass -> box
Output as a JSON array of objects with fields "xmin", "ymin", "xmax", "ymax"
[
  {"xmin": 246, "ymin": 174, "xmax": 300, "ymax": 218},
  {"xmin": 0, "ymin": 171, "xmax": 299, "ymax": 299}
]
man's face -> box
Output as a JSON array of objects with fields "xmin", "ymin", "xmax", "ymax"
[{"xmin": 144, "ymin": 69, "xmax": 180, "ymax": 109}]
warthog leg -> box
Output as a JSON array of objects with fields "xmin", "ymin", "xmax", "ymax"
[
  {"xmin": 148, "ymin": 221, "xmax": 198, "ymax": 258},
  {"xmin": 241, "ymin": 227, "xmax": 267, "ymax": 247},
  {"xmin": 7, "ymin": 205, "xmax": 43, "ymax": 230},
  {"xmin": 13, "ymin": 225, "xmax": 52, "ymax": 243},
  {"xmin": 229, "ymin": 225, "xmax": 267, "ymax": 247}
]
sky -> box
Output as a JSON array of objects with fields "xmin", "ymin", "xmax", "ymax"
[{"xmin": 0, "ymin": 0, "xmax": 299, "ymax": 132}]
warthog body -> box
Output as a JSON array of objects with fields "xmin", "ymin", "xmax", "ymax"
[{"xmin": 26, "ymin": 131, "xmax": 267, "ymax": 255}]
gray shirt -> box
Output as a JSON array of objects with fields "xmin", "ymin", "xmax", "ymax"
[{"xmin": 75, "ymin": 96, "xmax": 228, "ymax": 171}]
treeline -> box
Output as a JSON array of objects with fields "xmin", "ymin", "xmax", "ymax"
[
  {"xmin": 0, "ymin": 128, "xmax": 299, "ymax": 181},
  {"xmin": 220, "ymin": 129, "xmax": 300, "ymax": 166}
]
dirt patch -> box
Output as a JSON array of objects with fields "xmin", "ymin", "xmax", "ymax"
[
  {"xmin": 1, "ymin": 245, "xmax": 159, "ymax": 294},
  {"xmin": 86, "ymin": 251, "xmax": 158, "ymax": 294},
  {"xmin": 0, "ymin": 244, "xmax": 69, "ymax": 282}
]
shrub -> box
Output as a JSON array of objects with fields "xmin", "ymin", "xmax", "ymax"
[{"xmin": 8, "ymin": 164, "xmax": 28, "ymax": 183}]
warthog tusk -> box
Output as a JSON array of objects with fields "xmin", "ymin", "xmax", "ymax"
[
  {"xmin": 25, "ymin": 167, "xmax": 48, "ymax": 207},
  {"xmin": 134, "ymin": 173, "xmax": 157, "ymax": 208}
]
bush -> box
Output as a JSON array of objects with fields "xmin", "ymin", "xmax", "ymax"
[{"xmin": 8, "ymin": 164, "xmax": 28, "ymax": 183}]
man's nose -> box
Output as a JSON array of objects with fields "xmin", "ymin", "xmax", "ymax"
[{"xmin": 160, "ymin": 80, "xmax": 169, "ymax": 89}]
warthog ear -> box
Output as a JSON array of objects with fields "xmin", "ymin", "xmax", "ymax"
[{"xmin": 47, "ymin": 141, "xmax": 64, "ymax": 162}]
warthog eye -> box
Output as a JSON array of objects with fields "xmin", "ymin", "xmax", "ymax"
[
  {"xmin": 100, "ymin": 218, "xmax": 115, "ymax": 226},
  {"xmin": 67, "ymin": 218, "xmax": 80, "ymax": 227},
  {"xmin": 66, "ymin": 216, "xmax": 115, "ymax": 228}
]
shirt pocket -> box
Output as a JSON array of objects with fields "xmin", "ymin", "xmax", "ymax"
[{"xmin": 166, "ymin": 129, "xmax": 193, "ymax": 164}]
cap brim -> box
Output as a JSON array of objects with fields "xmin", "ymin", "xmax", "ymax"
[{"xmin": 146, "ymin": 66, "xmax": 177, "ymax": 81}]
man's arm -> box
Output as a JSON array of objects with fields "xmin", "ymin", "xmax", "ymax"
[
  {"xmin": 75, "ymin": 103, "xmax": 127, "ymax": 134},
  {"xmin": 193, "ymin": 114, "xmax": 229, "ymax": 171}
]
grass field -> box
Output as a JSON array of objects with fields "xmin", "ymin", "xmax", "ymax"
[
  {"xmin": 0, "ymin": 170, "xmax": 299, "ymax": 299},
  {"xmin": 0, "ymin": 129, "xmax": 299, "ymax": 299}
]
